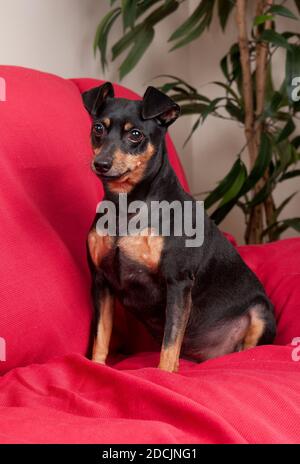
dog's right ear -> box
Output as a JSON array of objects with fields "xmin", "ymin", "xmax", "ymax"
[{"xmin": 82, "ymin": 82, "xmax": 114, "ymax": 117}]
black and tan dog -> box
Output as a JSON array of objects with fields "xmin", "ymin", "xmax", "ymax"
[{"xmin": 82, "ymin": 82, "xmax": 276, "ymax": 372}]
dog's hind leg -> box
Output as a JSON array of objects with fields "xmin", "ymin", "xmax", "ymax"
[{"xmin": 243, "ymin": 303, "xmax": 276, "ymax": 350}]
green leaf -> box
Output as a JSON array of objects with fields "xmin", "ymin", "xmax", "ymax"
[
  {"xmin": 213, "ymin": 81, "xmax": 240, "ymax": 102},
  {"xmin": 275, "ymin": 139, "xmax": 294, "ymax": 171},
  {"xmin": 262, "ymin": 216, "xmax": 300, "ymax": 239},
  {"xmin": 210, "ymin": 198, "xmax": 236, "ymax": 224},
  {"xmin": 282, "ymin": 218, "xmax": 300, "ymax": 232},
  {"xmin": 112, "ymin": 0, "xmax": 178, "ymax": 61},
  {"xmin": 94, "ymin": 8, "xmax": 121, "ymax": 69},
  {"xmin": 275, "ymin": 218, "xmax": 300, "ymax": 235},
  {"xmin": 219, "ymin": 163, "xmax": 247, "ymax": 206},
  {"xmin": 155, "ymin": 74, "xmax": 197, "ymax": 93},
  {"xmin": 112, "ymin": 25, "xmax": 143, "ymax": 60},
  {"xmin": 292, "ymin": 135, "xmax": 300, "ymax": 149},
  {"xmin": 201, "ymin": 97, "xmax": 224, "ymax": 121},
  {"xmin": 276, "ymin": 119, "xmax": 296, "ymax": 143},
  {"xmin": 225, "ymin": 101, "xmax": 244, "ymax": 122},
  {"xmin": 119, "ymin": 26, "xmax": 155, "ymax": 79},
  {"xmin": 267, "ymin": 5, "xmax": 298, "ymax": 20},
  {"xmin": 263, "ymin": 91, "xmax": 284, "ymax": 117},
  {"xmin": 145, "ymin": 0, "xmax": 179, "ymax": 26},
  {"xmin": 180, "ymin": 103, "xmax": 209, "ymax": 115},
  {"xmin": 247, "ymin": 181, "xmax": 273, "ymax": 208},
  {"xmin": 286, "ymin": 44, "xmax": 300, "ymax": 105},
  {"xmin": 169, "ymin": 0, "xmax": 209, "ymax": 42},
  {"xmin": 170, "ymin": 16, "xmax": 207, "ymax": 51},
  {"xmin": 170, "ymin": 0, "xmax": 215, "ymax": 50},
  {"xmin": 220, "ymin": 54, "xmax": 230, "ymax": 81},
  {"xmin": 229, "ymin": 43, "xmax": 242, "ymax": 89},
  {"xmin": 264, "ymin": 64, "xmax": 275, "ymax": 105},
  {"xmin": 241, "ymin": 133, "xmax": 272, "ymax": 194},
  {"xmin": 217, "ymin": 0, "xmax": 234, "ymax": 30},
  {"xmin": 279, "ymin": 169, "xmax": 300, "ymax": 181},
  {"xmin": 205, "ymin": 159, "xmax": 246, "ymax": 209},
  {"xmin": 122, "ymin": 0, "xmax": 137, "ymax": 30},
  {"xmin": 171, "ymin": 93, "xmax": 211, "ymax": 103},
  {"xmin": 254, "ymin": 14, "xmax": 274, "ymax": 26},
  {"xmin": 260, "ymin": 30, "xmax": 292, "ymax": 50},
  {"xmin": 184, "ymin": 117, "xmax": 201, "ymax": 146},
  {"xmin": 273, "ymin": 192, "xmax": 298, "ymax": 221},
  {"xmin": 136, "ymin": 0, "xmax": 162, "ymax": 18}
]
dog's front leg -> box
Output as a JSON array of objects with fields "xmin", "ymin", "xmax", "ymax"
[
  {"xmin": 158, "ymin": 279, "xmax": 193, "ymax": 373},
  {"xmin": 92, "ymin": 279, "xmax": 114, "ymax": 365}
]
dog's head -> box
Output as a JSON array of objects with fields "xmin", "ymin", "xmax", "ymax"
[{"xmin": 82, "ymin": 82, "xmax": 180, "ymax": 194}]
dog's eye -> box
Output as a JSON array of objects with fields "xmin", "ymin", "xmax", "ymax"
[
  {"xmin": 93, "ymin": 123, "xmax": 105, "ymax": 136},
  {"xmin": 128, "ymin": 129, "xmax": 144, "ymax": 143}
]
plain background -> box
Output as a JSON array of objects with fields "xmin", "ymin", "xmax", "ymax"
[{"xmin": 0, "ymin": 0, "xmax": 299, "ymax": 243}]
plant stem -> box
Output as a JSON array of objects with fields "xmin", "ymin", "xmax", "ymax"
[
  {"xmin": 255, "ymin": 0, "xmax": 276, "ymax": 242},
  {"xmin": 236, "ymin": 0, "xmax": 263, "ymax": 244}
]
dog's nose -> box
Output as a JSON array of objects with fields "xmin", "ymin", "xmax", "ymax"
[{"xmin": 93, "ymin": 158, "xmax": 112, "ymax": 174}]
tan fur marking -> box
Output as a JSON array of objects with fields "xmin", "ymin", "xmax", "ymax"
[
  {"xmin": 243, "ymin": 308, "xmax": 265, "ymax": 350},
  {"xmin": 102, "ymin": 117, "xmax": 111, "ymax": 128},
  {"xmin": 93, "ymin": 147, "xmax": 101, "ymax": 156},
  {"xmin": 107, "ymin": 144, "xmax": 155, "ymax": 194},
  {"xmin": 88, "ymin": 229, "xmax": 113, "ymax": 267},
  {"xmin": 158, "ymin": 344, "xmax": 181, "ymax": 373},
  {"xmin": 159, "ymin": 293, "xmax": 192, "ymax": 373},
  {"xmin": 119, "ymin": 228, "xmax": 164, "ymax": 271},
  {"xmin": 124, "ymin": 122, "xmax": 134, "ymax": 131},
  {"xmin": 92, "ymin": 291, "xmax": 114, "ymax": 364}
]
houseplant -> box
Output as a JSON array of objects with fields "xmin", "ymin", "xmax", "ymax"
[{"xmin": 94, "ymin": 0, "xmax": 300, "ymax": 244}]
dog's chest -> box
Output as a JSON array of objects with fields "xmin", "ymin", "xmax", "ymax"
[{"xmin": 88, "ymin": 228, "xmax": 165, "ymax": 308}]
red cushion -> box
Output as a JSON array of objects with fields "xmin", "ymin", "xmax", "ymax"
[
  {"xmin": 238, "ymin": 238, "xmax": 300, "ymax": 346},
  {"xmin": 0, "ymin": 348, "xmax": 299, "ymax": 444}
]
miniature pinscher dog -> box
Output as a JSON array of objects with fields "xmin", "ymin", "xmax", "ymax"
[{"xmin": 82, "ymin": 82, "xmax": 276, "ymax": 372}]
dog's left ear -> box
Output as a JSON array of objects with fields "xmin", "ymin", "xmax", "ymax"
[
  {"xmin": 142, "ymin": 86, "xmax": 180, "ymax": 127},
  {"xmin": 82, "ymin": 82, "xmax": 114, "ymax": 117}
]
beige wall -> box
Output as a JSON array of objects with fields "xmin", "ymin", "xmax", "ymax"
[{"xmin": 0, "ymin": 0, "xmax": 299, "ymax": 243}]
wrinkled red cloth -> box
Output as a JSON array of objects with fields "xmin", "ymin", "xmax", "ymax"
[
  {"xmin": 0, "ymin": 66, "xmax": 299, "ymax": 444},
  {"xmin": 0, "ymin": 348, "xmax": 299, "ymax": 444}
]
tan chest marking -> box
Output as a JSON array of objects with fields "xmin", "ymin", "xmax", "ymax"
[
  {"xmin": 88, "ymin": 229, "xmax": 113, "ymax": 267},
  {"xmin": 119, "ymin": 228, "xmax": 164, "ymax": 271}
]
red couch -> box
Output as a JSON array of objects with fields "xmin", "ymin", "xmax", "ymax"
[{"xmin": 0, "ymin": 66, "xmax": 299, "ymax": 444}]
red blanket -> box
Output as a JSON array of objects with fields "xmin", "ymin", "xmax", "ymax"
[
  {"xmin": 0, "ymin": 66, "xmax": 299, "ymax": 444},
  {"xmin": 0, "ymin": 348, "xmax": 299, "ymax": 444}
]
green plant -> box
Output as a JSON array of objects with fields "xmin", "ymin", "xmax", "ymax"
[{"xmin": 94, "ymin": 0, "xmax": 300, "ymax": 244}]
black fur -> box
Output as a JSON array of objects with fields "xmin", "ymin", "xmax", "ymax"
[{"xmin": 83, "ymin": 83, "xmax": 276, "ymax": 363}]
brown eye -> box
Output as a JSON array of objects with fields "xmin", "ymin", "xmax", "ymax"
[
  {"xmin": 93, "ymin": 123, "xmax": 105, "ymax": 136},
  {"xmin": 128, "ymin": 128, "xmax": 143, "ymax": 143}
]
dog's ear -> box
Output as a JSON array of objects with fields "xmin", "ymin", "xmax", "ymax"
[
  {"xmin": 141, "ymin": 86, "xmax": 180, "ymax": 127},
  {"xmin": 82, "ymin": 82, "xmax": 114, "ymax": 117}
]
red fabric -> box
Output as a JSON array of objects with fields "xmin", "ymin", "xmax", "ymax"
[
  {"xmin": 0, "ymin": 348, "xmax": 299, "ymax": 444},
  {"xmin": 238, "ymin": 238, "xmax": 300, "ymax": 346},
  {"xmin": 0, "ymin": 66, "xmax": 300, "ymax": 443}
]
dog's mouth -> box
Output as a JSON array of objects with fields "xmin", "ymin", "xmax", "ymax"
[{"xmin": 95, "ymin": 169, "xmax": 131, "ymax": 182}]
